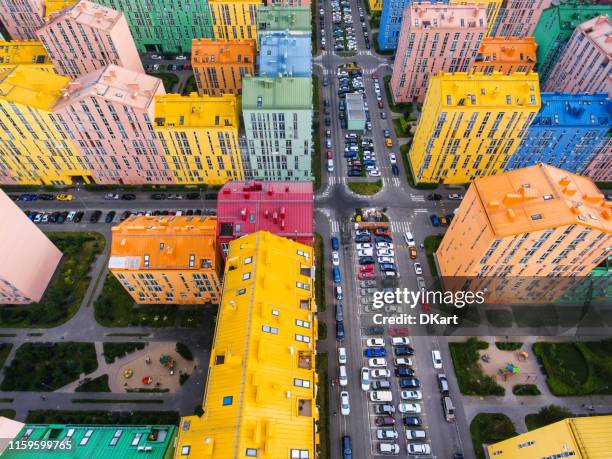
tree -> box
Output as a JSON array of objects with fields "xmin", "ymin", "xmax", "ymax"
[{"xmin": 537, "ymin": 405, "xmax": 574, "ymax": 426}]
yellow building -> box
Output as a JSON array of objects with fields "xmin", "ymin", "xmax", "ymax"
[
  {"xmin": 154, "ymin": 93, "xmax": 244, "ymax": 184},
  {"xmin": 174, "ymin": 231, "xmax": 319, "ymax": 458},
  {"xmin": 369, "ymin": 0, "xmax": 383, "ymax": 12},
  {"xmin": 488, "ymin": 416, "xmax": 612, "ymax": 459},
  {"xmin": 210, "ymin": 0, "xmax": 261, "ymax": 40},
  {"xmin": 0, "ymin": 40, "xmax": 55, "ymax": 74},
  {"xmin": 44, "ymin": 0, "xmax": 77, "ymax": 17},
  {"xmin": 450, "ymin": 0, "xmax": 501, "ymax": 35},
  {"xmin": 409, "ymin": 71, "xmax": 540, "ymax": 184},
  {"xmin": 0, "ymin": 65, "xmax": 92, "ymax": 185},
  {"xmin": 109, "ymin": 216, "xmax": 222, "ymax": 305}
]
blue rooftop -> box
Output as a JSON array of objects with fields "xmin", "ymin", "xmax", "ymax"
[
  {"xmin": 532, "ymin": 92, "xmax": 611, "ymax": 128},
  {"xmin": 259, "ymin": 31, "xmax": 312, "ymax": 78}
]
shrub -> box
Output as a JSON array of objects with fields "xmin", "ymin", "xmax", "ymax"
[
  {"xmin": 175, "ymin": 342, "xmax": 193, "ymax": 361},
  {"xmin": 495, "ymin": 342, "xmax": 523, "ymax": 351},
  {"xmin": 449, "ymin": 338, "xmax": 505, "ymax": 396}
]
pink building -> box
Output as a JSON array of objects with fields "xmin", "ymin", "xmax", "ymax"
[
  {"xmin": 53, "ymin": 65, "xmax": 170, "ymax": 185},
  {"xmin": 390, "ymin": 2, "xmax": 487, "ymax": 103},
  {"xmin": 0, "ymin": 0, "xmax": 45, "ymax": 40},
  {"xmin": 0, "ymin": 189, "xmax": 62, "ymax": 304},
  {"xmin": 492, "ymin": 0, "xmax": 551, "ymax": 38},
  {"xmin": 582, "ymin": 137, "xmax": 612, "ymax": 183},
  {"xmin": 36, "ymin": 0, "xmax": 143, "ymax": 78},
  {"xmin": 544, "ymin": 15, "xmax": 612, "ymax": 97}
]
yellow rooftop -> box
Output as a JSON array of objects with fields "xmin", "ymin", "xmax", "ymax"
[
  {"xmin": 45, "ymin": 0, "xmax": 77, "ymax": 16},
  {"xmin": 473, "ymin": 164, "xmax": 612, "ymax": 237},
  {"xmin": 0, "ymin": 65, "xmax": 70, "ymax": 110},
  {"xmin": 174, "ymin": 231, "xmax": 318, "ymax": 458},
  {"xmin": 154, "ymin": 93, "xmax": 240, "ymax": 129}
]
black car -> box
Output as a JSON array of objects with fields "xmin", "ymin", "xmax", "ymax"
[
  {"xmin": 355, "ymin": 235, "xmax": 371, "ymax": 243},
  {"xmin": 151, "ymin": 193, "xmax": 166, "ymax": 200},
  {"xmin": 365, "ymin": 326, "xmax": 385, "ymax": 335},
  {"xmin": 73, "ymin": 211, "xmax": 84, "ymax": 223},
  {"xmin": 427, "ymin": 193, "xmax": 443, "ymax": 201},
  {"xmin": 325, "ymin": 117, "xmax": 331, "ymax": 126},
  {"xmin": 335, "ymin": 304, "xmax": 344, "ymax": 322},
  {"xmin": 205, "ymin": 193, "xmax": 217, "ymax": 200},
  {"xmin": 121, "ymin": 193, "xmax": 136, "ymax": 200},
  {"xmin": 186, "ymin": 192, "xmax": 200, "ymax": 200},
  {"xmin": 105, "ymin": 211, "xmax": 116, "ymax": 223},
  {"xmin": 56, "ymin": 211, "xmax": 68, "ymax": 224},
  {"xmin": 336, "ymin": 321, "xmax": 345, "ymax": 340},
  {"xmin": 194, "ymin": 209, "xmax": 202, "ymax": 215},
  {"xmin": 48, "ymin": 211, "xmax": 60, "ymax": 223},
  {"xmin": 38, "ymin": 193, "xmax": 54, "ymax": 201},
  {"xmin": 90, "ymin": 210, "xmax": 102, "ymax": 223},
  {"xmin": 403, "ymin": 416, "xmax": 422, "ymax": 426},
  {"xmin": 359, "ymin": 256, "xmax": 375, "ymax": 265},
  {"xmin": 395, "ymin": 346, "xmax": 415, "ymax": 356},
  {"xmin": 391, "ymin": 164, "xmax": 399, "ymax": 176},
  {"xmin": 348, "ymin": 170, "xmax": 361, "ymax": 177},
  {"xmin": 399, "ymin": 378, "xmax": 421, "ymax": 389},
  {"xmin": 120, "ymin": 210, "xmax": 131, "ymax": 221},
  {"xmin": 186, "ymin": 209, "xmax": 194, "ymax": 216},
  {"xmin": 395, "ymin": 367, "xmax": 415, "ymax": 377}
]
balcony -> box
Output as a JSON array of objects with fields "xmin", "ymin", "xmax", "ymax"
[
  {"xmin": 298, "ymin": 351, "xmax": 312, "ymax": 370},
  {"xmin": 298, "ymin": 399, "xmax": 312, "ymax": 417}
]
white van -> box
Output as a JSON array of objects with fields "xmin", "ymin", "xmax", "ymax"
[
  {"xmin": 369, "ymin": 390, "xmax": 393, "ymax": 402},
  {"xmin": 327, "ymin": 159, "xmax": 334, "ymax": 172},
  {"xmin": 339, "ymin": 365, "xmax": 348, "ymax": 386},
  {"xmin": 378, "ymin": 443, "xmax": 400, "ymax": 455},
  {"xmin": 442, "ymin": 396, "xmax": 455, "ymax": 422}
]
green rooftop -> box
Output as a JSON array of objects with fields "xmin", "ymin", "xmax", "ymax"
[
  {"xmin": 242, "ymin": 76, "xmax": 313, "ymax": 110},
  {"xmin": 257, "ymin": 6, "xmax": 312, "ymax": 33},
  {"xmin": 1, "ymin": 424, "xmax": 176, "ymax": 459}
]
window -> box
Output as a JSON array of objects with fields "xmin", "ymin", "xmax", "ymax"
[
  {"xmin": 244, "ymin": 256, "xmax": 253, "ymax": 264},
  {"xmin": 518, "ymin": 441, "xmax": 535, "ymax": 448},
  {"xmin": 215, "ymin": 354, "xmax": 225, "ymax": 364},
  {"xmin": 131, "ymin": 433, "xmax": 142, "ymax": 447},
  {"xmin": 189, "ymin": 254, "xmax": 195, "ymax": 268},
  {"xmin": 144, "ymin": 255, "xmax": 150, "ymax": 268},
  {"xmin": 531, "ymin": 214, "xmax": 542, "ymax": 221},
  {"xmin": 295, "ymin": 334, "xmax": 310, "ymax": 343},
  {"xmin": 109, "ymin": 429, "xmax": 123, "ymax": 446},
  {"xmin": 446, "ymin": 95, "xmax": 452, "ymax": 105},
  {"xmin": 290, "ymin": 450, "xmax": 309, "ymax": 458},
  {"xmin": 543, "ymin": 194, "xmax": 553, "ymax": 200},
  {"xmin": 242, "ymin": 272, "xmax": 251, "ymax": 280},
  {"xmin": 246, "ymin": 449, "xmax": 258, "ymax": 457},
  {"xmin": 295, "ymin": 319, "xmax": 310, "ymax": 329},
  {"xmin": 237, "ymin": 288, "xmax": 246, "ymax": 295},
  {"xmin": 80, "ymin": 430, "xmax": 93, "ymax": 446},
  {"xmin": 222, "ymin": 396, "xmax": 233, "ymax": 406},
  {"xmin": 262, "ymin": 325, "xmax": 279, "ymax": 334},
  {"xmin": 506, "ymin": 95, "xmax": 511, "ymax": 105},
  {"xmin": 272, "ymin": 309, "xmax": 280, "ymax": 316},
  {"xmin": 181, "ymin": 445, "xmax": 191, "ymax": 456},
  {"xmin": 296, "ymin": 282, "xmax": 310, "ymax": 291},
  {"xmin": 294, "ymin": 378, "xmax": 311, "ymax": 388}
]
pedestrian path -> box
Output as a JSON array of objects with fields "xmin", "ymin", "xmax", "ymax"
[
  {"xmin": 328, "ymin": 176, "xmax": 346, "ymax": 185},
  {"xmin": 358, "ymin": 50, "xmax": 373, "ymax": 56},
  {"xmin": 390, "ymin": 221, "xmax": 412, "ymax": 233},
  {"xmin": 330, "ymin": 219, "xmax": 340, "ymax": 234}
]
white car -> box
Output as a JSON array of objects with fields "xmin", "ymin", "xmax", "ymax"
[
  {"xmin": 378, "ymin": 249, "xmax": 395, "ymax": 257},
  {"xmin": 361, "ymin": 367, "xmax": 370, "ymax": 391},
  {"xmin": 416, "ymin": 277, "xmax": 426, "ymax": 290},
  {"xmin": 378, "ymin": 443, "xmax": 400, "ymax": 455},
  {"xmin": 358, "ymin": 249, "xmax": 374, "ymax": 257},
  {"xmin": 33, "ymin": 213, "xmax": 43, "ymax": 223},
  {"xmin": 368, "ymin": 170, "xmax": 382, "ymax": 177},
  {"xmin": 413, "ymin": 262, "xmax": 423, "ymax": 275},
  {"xmin": 175, "ymin": 55, "xmax": 187, "ymax": 60},
  {"xmin": 400, "ymin": 390, "xmax": 422, "ymax": 400},
  {"xmin": 378, "ymin": 256, "xmax": 395, "ymax": 264},
  {"xmin": 338, "ymin": 347, "xmax": 347, "ymax": 365},
  {"xmin": 356, "ymin": 242, "xmax": 373, "ymax": 250},
  {"xmin": 389, "ymin": 153, "xmax": 397, "ymax": 164},
  {"xmin": 376, "ymin": 242, "xmax": 393, "ymax": 249},
  {"xmin": 376, "ymin": 429, "xmax": 399, "ymax": 440},
  {"xmin": 404, "ymin": 231, "xmax": 415, "ymax": 247},
  {"xmin": 369, "ymin": 358, "xmax": 387, "ymax": 368},
  {"xmin": 432, "ymin": 350, "xmax": 443, "ymax": 369},
  {"xmin": 391, "ymin": 337, "xmax": 410, "ymax": 346},
  {"xmin": 398, "ymin": 403, "xmax": 421, "ymax": 414},
  {"xmin": 407, "ymin": 443, "xmax": 431, "ymax": 455},
  {"xmin": 332, "ymin": 251, "xmax": 340, "ymax": 266},
  {"xmin": 395, "ymin": 358, "xmax": 412, "ymax": 366},
  {"xmin": 340, "ymin": 391, "xmax": 350, "ymax": 415},
  {"xmin": 366, "ymin": 338, "xmax": 385, "ymax": 347},
  {"xmin": 67, "ymin": 211, "xmax": 76, "ymax": 222},
  {"xmin": 339, "ymin": 365, "xmax": 348, "ymax": 386},
  {"xmin": 448, "ymin": 193, "xmax": 463, "ymax": 200},
  {"xmin": 371, "ymin": 369, "xmax": 391, "ymax": 378}
]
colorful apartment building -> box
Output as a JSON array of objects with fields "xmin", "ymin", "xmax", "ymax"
[
  {"xmin": 436, "ymin": 164, "xmax": 611, "ymax": 281},
  {"xmin": 449, "ymin": 0, "xmax": 501, "ymax": 36},
  {"xmin": 257, "ymin": 5, "xmax": 311, "ymax": 38},
  {"xmin": 472, "ymin": 37, "xmax": 537, "ymax": 74},
  {"xmin": 109, "ymin": 216, "xmax": 222, "ymax": 304},
  {"xmin": 216, "ymin": 180, "xmax": 314, "ymax": 254},
  {"xmin": 174, "ymin": 231, "xmax": 318, "ymax": 459},
  {"xmin": 583, "ymin": 136, "xmax": 612, "ymax": 183},
  {"xmin": 0, "ymin": 189, "xmax": 62, "ymax": 304},
  {"xmin": 259, "ymin": 31, "xmax": 311, "ymax": 77},
  {"xmin": 487, "ymin": 415, "xmax": 612, "ymax": 459},
  {"xmin": 36, "ymin": 0, "xmax": 143, "ymax": 78},
  {"xmin": 390, "ymin": 2, "xmax": 487, "ymax": 103},
  {"xmin": 242, "ymin": 76, "xmax": 313, "ymax": 181},
  {"xmin": 533, "ymin": 2, "xmax": 612, "ymax": 85},
  {"xmin": 53, "ymin": 65, "xmax": 170, "ymax": 185},
  {"xmin": 154, "ymin": 93, "xmax": 244, "ymax": 184},
  {"xmin": 265, "ymin": 0, "xmax": 310, "ymax": 6},
  {"xmin": 0, "ymin": 0, "xmax": 45, "ymax": 40},
  {"xmin": 491, "ymin": 0, "xmax": 551, "ymax": 38},
  {"xmin": 44, "ymin": 0, "xmax": 77, "ymax": 16},
  {"xmin": 507, "ymin": 92, "xmax": 611, "ymax": 174},
  {"xmin": 191, "ymin": 39, "xmax": 256, "ymax": 96},
  {"xmin": 409, "ymin": 71, "xmax": 541, "ymax": 184},
  {"xmin": 378, "ymin": 0, "xmax": 448, "ymax": 51},
  {"xmin": 544, "ymin": 15, "xmax": 612, "ymax": 97},
  {"xmin": 209, "ymin": 0, "xmax": 261, "ymax": 41},
  {"xmin": 1, "ymin": 422, "xmax": 177, "ymax": 458},
  {"xmin": 0, "ymin": 65, "xmax": 93, "ymax": 185},
  {"xmin": 0, "ymin": 40, "xmax": 53, "ymax": 74}
]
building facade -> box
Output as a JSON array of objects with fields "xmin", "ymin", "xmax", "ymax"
[
  {"xmin": 487, "ymin": 416, "xmax": 612, "ymax": 459},
  {"xmin": 242, "ymin": 76, "xmax": 313, "ymax": 181},
  {"xmin": 533, "ymin": 2, "xmax": 612, "ymax": 85},
  {"xmin": 216, "ymin": 180, "xmax": 314, "ymax": 254},
  {"xmin": 472, "ymin": 37, "xmax": 537, "ymax": 74},
  {"xmin": 507, "ymin": 92, "xmax": 611, "ymax": 174},
  {"xmin": 44, "ymin": 0, "xmax": 77, "ymax": 17},
  {"xmin": 109, "ymin": 216, "xmax": 222, "ymax": 304},
  {"xmin": 256, "ymin": 5, "xmax": 311, "ymax": 37},
  {"xmin": 0, "ymin": 40, "xmax": 52, "ymax": 74},
  {"xmin": 491, "ymin": 0, "xmax": 551, "ymax": 38},
  {"xmin": 153, "ymin": 93, "xmax": 244, "ymax": 185},
  {"xmin": 449, "ymin": 0, "xmax": 501, "ymax": 36},
  {"xmin": 174, "ymin": 231, "xmax": 318, "ymax": 459},
  {"xmin": 0, "ymin": 189, "xmax": 62, "ymax": 304},
  {"xmin": 583, "ymin": 136, "xmax": 612, "ymax": 183},
  {"xmin": 259, "ymin": 31, "xmax": 311, "ymax": 77},
  {"xmin": 544, "ymin": 15, "xmax": 612, "ymax": 97},
  {"xmin": 409, "ymin": 71, "xmax": 541, "ymax": 184},
  {"xmin": 36, "ymin": 0, "xmax": 143, "ymax": 78},
  {"xmin": 209, "ymin": 0, "xmax": 261, "ymax": 41},
  {"xmin": 0, "ymin": 0, "xmax": 45, "ymax": 40},
  {"xmin": 391, "ymin": 2, "xmax": 487, "ymax": 103},
  {"xmin": 191, "ymin": 38, "xmax": 256, "ymax": 96},
  {"xmin": 265, "ymin": 0, "xmax": 310, "ymax": 6}
]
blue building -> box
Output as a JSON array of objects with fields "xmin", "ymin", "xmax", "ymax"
[
  {"xmin": 378, "ymin": 0, "xmax": 448, "ymax": 50},
  {"xmin": 506, "ymin": 93, "xmax": 611, "ymax": 174},
  {"xmin": 259, "ymin": 31, "xmax": 312, "ymax": 77}
]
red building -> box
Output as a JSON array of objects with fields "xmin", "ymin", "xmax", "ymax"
[{"xmin": 216, "ymin": 181, "xmax": 314, "ymax": 254}]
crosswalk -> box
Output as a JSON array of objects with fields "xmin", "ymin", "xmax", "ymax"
[
  {"xmin": 391, "ymin": 177, "xmax": 401, "ymax": 187},
  {"xmin": 410, "ymin": 194, "xmax": 425, "ymax": 202},
  {"xmin": 328, "ymin": 176, "xmax": 346, "ymax": 185},
  {"xmin": 414, "ymin": 208, "xmax": 429, "ymax": 213},
  {"xmin": 357, "ymin": 50, "xmax": 373, "ymax": 56},
  {"xmin": 390, "ymin": 221, "xmax": 412, "ymax": 233},
  {"xmin": 330, "ymin": 219, "xmax": 340, "ymax": 234}
]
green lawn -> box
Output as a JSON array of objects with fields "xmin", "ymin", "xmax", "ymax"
[
  {"xmin": 1, "ymin": 342, "xmax": 97, "ymax": 391},
  {"xmin": 181, "ymin": 75, "xmax": 197, "ymax": 95},
  {"xmin": 316, "ymin": 353, "xmax": 330, "ymax": 459},
  {"xmin": 369, "ymin": 12, "xmax": 380, "ymax": 28},
  {"xmin": 0, "ymin": 409, "xmax": 16, "ymax": 419},
  {"xmin": 102, "ymin": 342, "xmax": 147, "ymax": 364},
  {"xmin": 525, "ymin": 405, "xmax": 574, "ymax": 430},
  {"xmin": 449, "ymin": 338, "xmax": 505, "ymax": 396},
  {"xmin": 0, "ymin": 232, "xmax": 105, "ymax": 328},
  {"xmin": 25, "ymin": 410, "xmax": 180, "ymax": 425},
  {"xmin": 512, "ymin": 384, "xmax": 541, "ymax": 396},
  {"xmin": 314, "ymin": 233, "xmax": 326, "ymax": 313},
  {"xmin": 148, "ymin": 72, "xmax": 179, "ymax": 92},
  {"xmin": 383, "ymin": 75, "xmax": 413, "ymax": 113},
  {"xmin": 75, "ymin": 374, "xmax": 111, "ymax": 393},
  {"xmin": 470, "ymin": 413, "xmax": 517, "ymax": 459},
  {"xmin": 0, "ymin": 343, "xmax": 12, "ymax": 369},
  {"xmin": 348, "ymin": 180, "xmax": 383, "ymax": 196},
  {"xmin": 424, "ymin": 234, "xmax": 443, "ymax": 278}
]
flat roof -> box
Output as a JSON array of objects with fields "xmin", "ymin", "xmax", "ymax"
[
  {"xmin": 346, "ymin": 93, "xmax": 365, "ymax": 121},
  {"xmin": 154, "ymin": 93, "xmax": 240, "ymax": 129},
  {"xmin": 0, "ymin": 65, "xmax": 70, "ymax": 110},
  {"xmin": 242, "ymin": 76, "xmax": 312, "ymax": 110}
]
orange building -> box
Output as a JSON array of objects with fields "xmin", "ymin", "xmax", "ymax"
[
  {"xmin": 191, "ymin": 38, "xmax": 256, "ymax": 96},
  {"xmin": 108, "ymin": 216, "xmax": 222, "ymax": 304},
  {"xmin": 472, "ymin": 37, "xmax": 537, "ymax": 75}
]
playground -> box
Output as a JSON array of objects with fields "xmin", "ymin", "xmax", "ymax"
[{"xmin": 478, "ymin": 342, "xmax": 541, "ymax": 391}]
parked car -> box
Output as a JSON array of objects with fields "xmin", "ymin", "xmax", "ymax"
[
  {"xmin": 105, "ymin": 211, "xmax": 116, "ymax": 223},
  {"xmin": 432, "ymin": 350, "xmax": 443, "ymax": 369},
  {"xmin": 121, "ymin": 193, "xmax": 136, "ymax": 200},
  {"xmin": 336, "ymin": 322, "xmax": 345, "ymax": 340},
  {"xmin": 89, "ymin": 210, "xmax": 102, "ymax": 223},
  {"xmin": 342, "ymin": 436, "xmax": 352, "ymax": 459},
  {"xmin": 340, "ymin": 391, "xmax": 350, "ymax": 415},
  {"xmin": 56, "ymin": 194, "xmax": 73, "ymax": 201},
  {"xmin": 364, "ymin": 348, "xmax": 387, "ymax": 358},
  {"xmin": 430, "ymin": 214, "xmax": 441, "ymax": 227},
  {"xmin": 399, "ymin": 378, "xmax": 421, "ymax": 389},
  {"xmin": 374, "ymin": 416, "xmax": 395, "ymax": 427}
]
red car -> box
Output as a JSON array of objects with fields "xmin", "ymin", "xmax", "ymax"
[
  {"xmin": 377, "ymin": 100, "xmax": 384, "ymax": 109},
  {"xmin": 372, "ymin": 72, "xmax": 379, "ymax": 80},
  {"xmin": 358, "ymin": 271, "xmax": 375, "ymax": 280},
  {"xmin": 375, "ymin": 228, "xmax": 391, "ymax": 236},
  {"xmin": 326, "ymin": 150, "xmax": 333, "ymax": 159},
  {"xmin": 359, "ymin": 264, "xmax": 374, "ymax": 272},
  {"xmin": 389, "ymin": 327, "xmax": 409, "ymax": 336}
]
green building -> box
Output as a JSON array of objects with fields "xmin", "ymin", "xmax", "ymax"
[
  {"xmin": 1, "ymin": 424, "xmax": 176, "ymax": 458},
  {"xmin": 97, "ymin": 0, "xmax": 213, "ymax": 53},
  {"xmin": 242, "ymin": 76, "xmax": 313, "ymax": 181},
  {"xmin": 533, "ymin": 1, "xmax": 612, "ymax": 84},
  {"xmin": 256, "ymin": 5, "xmax": 311, "ymax": 39}
]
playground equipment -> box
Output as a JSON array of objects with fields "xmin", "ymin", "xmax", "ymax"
[
  {"xmin": 517, "ymin": 351, "xmax": 529, "ymax": 361},
  {"xmin": 159, "ymin": 355, "xmax": 176, "ymax": 375},
  {"xmin": 141, "ymin": 375, "xmax": 152, "ymax": 385},
  {"xmin": 123, "ymin": 369, "xmax": 133, "ymax": 379},
  {"xmin": 499, "ymin": 363, "xmax": 521, "ymax": 380}
]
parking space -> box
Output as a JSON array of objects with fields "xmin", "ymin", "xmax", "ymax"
[{"xmin": 328, "ymin": 0, "xmax": 357, "ymax": 52}]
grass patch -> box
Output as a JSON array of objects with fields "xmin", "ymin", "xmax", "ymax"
[
  {"xmin": 0, "ymin": 334, "xmax": 16, "ymax": 337},
  {"xmin": 449, "ymin": 338, "xmax": 505, "ymax": 396},
  {"xmin": 0, "ymin": 343, "xmax": 12, "ymax": 369},
  {"xmin": 596, "ymin": 182, "xmax": 612, "ymax": 190},
  {"xmin": 0, "ymin": 232, "xmax": 104, "ymax": 328},
  {"xmin": 318, "ymin": 321, "xmax": 327, "ymax": 341},
  {"xmin": 148, "ymin": 72, "xmax": 178, "ymax": 92},
  {"xmin": 533, "ymin": 339, "xmax": 612, "ymax": 395},
  {"xmin": 495, "ymin": 342, "xmax": 523, "ymax": 351},
  {"xmin": 315, "ymin": 233, "xmax": 326, "ymax": 313},
  {"xmin": 102, "ymin": 342, "xmax": 146, "ymax": 364},
  {"xmin": 181, "ymin": 75, "xmax": 197, "ymax": 95},
  {"xmin": 348, "ymin": 180, "xmax": 382, "ymax": 196},
  {"xmin": 424, "ymin": 234, "xmax": 443, "ymax": 278},
  {"xmin": 399, "ymin": 144, "xmax": 438, "ymax": 190},
  {"xmin": 1, "ymin": 342, "xmax": 97, "ymax": 391},
  {"xmin": 470, "ymin": 413, "xmax": 517, "ymax": 459},
  {"xmin": 75, "ymin": 374, "xmax": 111, "ymax": 393},
  {"xmin": 0, "ymin": 409, "xmax": 16, "ymax": 419},
  {"xmin": 383, "ymin": 75, "xmax": 412, "ymax": 113},
  {"xmin": 72, "ymin": 399, "xmax": 163, "ymax": 404},
  {"xmin": 176, "ymin": 342, "xmax": 193, "ymax": 361},
  {"xmin": 525, "ymin": 405, "xmax": 574, "ymax": 430},
  {"xmin": 512, "ymin": 384, "xmax": 541, "ymax": 396},
  {"xmin": 25, "ymin": 410, "xmax": 179, "ymax": 425},
  {"xmin": 316, "ymin": 353, "xmax": 330, "ymax": 459},
  {"xmin": 369, "ymin": 12, "xmax": 380, "ymax": 28},
  {"xmin": 372, "ymin": 32, "xmax": 393, "ymax": 55}
]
